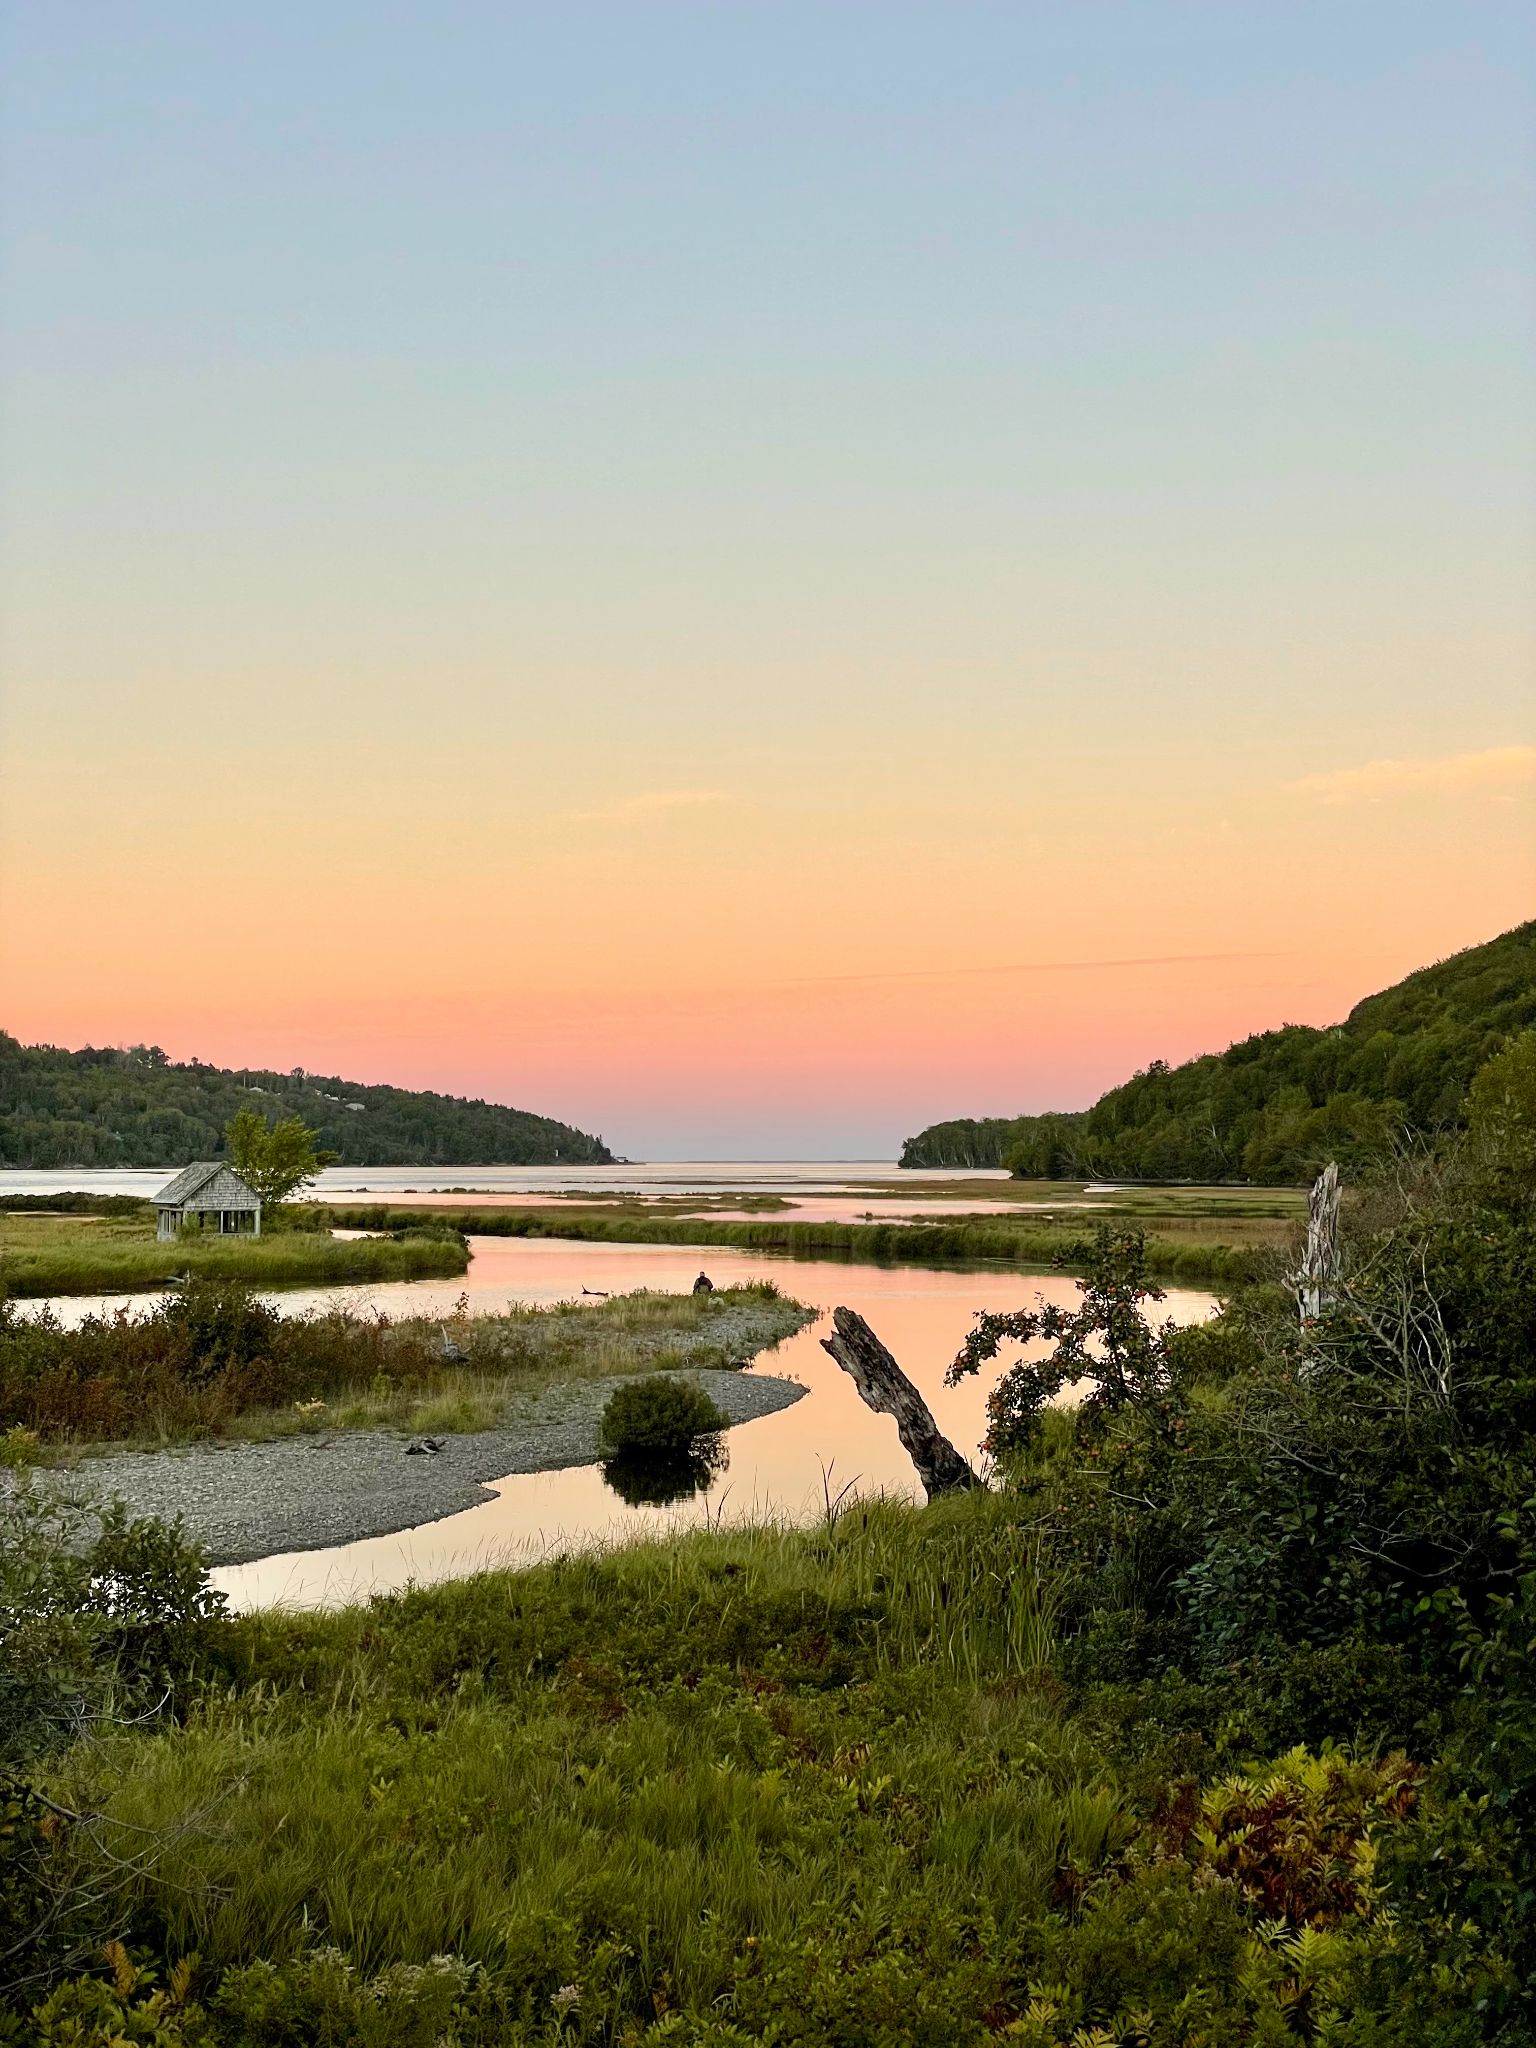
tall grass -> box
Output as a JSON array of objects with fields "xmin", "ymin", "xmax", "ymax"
[
  {"xmin": 51, "ymin": 1494, "xmax": 1094, "ymax": 2027},
  {"xmin": 2, "ymin": 1283, "xmax": 809, "ymax": 1448},
  {"xmin": 0, "ymin": 1230, "xmax": 469, "ymax": 1299}
]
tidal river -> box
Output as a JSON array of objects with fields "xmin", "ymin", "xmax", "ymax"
[{"xmin": 186, "ymin": 1235, "xmax": 1217, "ymax": 1613}]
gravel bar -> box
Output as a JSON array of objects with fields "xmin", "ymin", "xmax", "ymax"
[{"xmin": 42, "ymin": 1299, "xmax": 817, "ymax": 1567}]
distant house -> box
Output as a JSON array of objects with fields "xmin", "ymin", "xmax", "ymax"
[{"xmin": 154, "ymin": 1162, "xmax": 262, "ymax": 1241}]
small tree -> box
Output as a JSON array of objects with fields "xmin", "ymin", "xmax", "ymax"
[
  {"xmin": 946, "ymin": 1227, "xmax": 1180, "ymax": 1456},
  {"xmin": 224, "ymin": 1109, "xmax": 337, "ymax": 1211}
]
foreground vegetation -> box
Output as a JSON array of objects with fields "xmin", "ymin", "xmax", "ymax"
[
  {"xmin": 4, "ymin": 1034, "xmax": 1534, "ymax": 2042},
  {"xmin": 0, "ymin": 1206, "xmax": 469, "ymax": 1298},
  {"xmin": 0, "ymin": 1282, "xmax": 804, "ymax": 1452},
  {"xmin": 0, "ymin": 1031, "xmax": 611, "ymax": 1167},
  {"xmin": 902, "ymin": 917, "xmax": 1536, "ymax": 1181}
]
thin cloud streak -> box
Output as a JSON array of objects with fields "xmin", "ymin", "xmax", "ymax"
[
  {"xmin": 566, "ymin": 789, "xmax": 733, "ymax": 824},
  {"xmin": 778, "ymin": 950, "xmax": 1287, "ymax": 990},
  {"xmin": 434, "ymin": 952, "xmax": 1292, "ymax": 1008},
  {"xmin": 1287, "ymin": 745, "xmax": 1536, "ymax": 803}
]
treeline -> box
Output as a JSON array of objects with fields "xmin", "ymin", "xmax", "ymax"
[
  {"xmin": 0, "ymin": 1034, "xmax": 612, "ymax": 1169},
  {"xmin": 901, "ymin": 919, "xmax": 1536, "ymax": 1182}
]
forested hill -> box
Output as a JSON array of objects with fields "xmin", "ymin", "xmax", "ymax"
[
  {"xmin": 900, "ymin": 920, "xmax": 1536, "ymax": 1182},
  {"xmin": 0, "ymin": 1035, "xmax": 613, "ymax": 1169}
]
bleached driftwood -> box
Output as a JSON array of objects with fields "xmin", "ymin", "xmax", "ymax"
[
  {"xmin": 1294, "ymin": 1161, "xmax": 1342, "ymax": 1323},
  {"xmin": 820, "ymin": 1306, "xmax": 981, "ymax": 1498}
]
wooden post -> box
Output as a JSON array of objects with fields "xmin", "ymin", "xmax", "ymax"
[
  {"xmin": 820, "ymin": 1306, "xmax": 981, "ymax": 1498},
  {"xmin": 1294, "ymin": 1161, "xmax": 1341, "ymax": 1323}
]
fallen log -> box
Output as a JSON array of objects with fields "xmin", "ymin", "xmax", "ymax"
[{"xmin": 821, "ymin": 1306, "xmax": 982, "ymax": 1498}]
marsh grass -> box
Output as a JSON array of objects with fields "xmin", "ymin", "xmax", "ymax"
[
  {"xmin": 5, "ymin": 1284, "xmax": 809, "ymax": 1452},
  {"xmin": 48, "ymin": 1494, "xmax": 1091, "ymax": 2027},
  {"xmin": 0, "ymin": 1213, "xmax": 469, "ymax": 1298},
  {"xmin": 871, "ymin": 1175, "xmax": 1307, "ymax": 1218},
  {"xmin": 327, "ymin": 1202, "xmax": 1274, "ymax": 1285},
  {"xmin": 213, "ymin": 1285, "xmax": 805, "ymax": 1445}
]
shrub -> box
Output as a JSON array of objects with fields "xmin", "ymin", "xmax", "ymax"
[
  {"xmin": 598, "ymin": 1374, "xmax": 728, "ymax": 1458},
  {"xmin": 0, "ymin": 1288, "xmax": 444, "ymax": 1443},
  {"xmin": 0, "ymin": 1424, "xmax": 41, "ymax": 1470},
  {"xmin": 15, "ymin": 1946, "xmax": 206, "ymax": 2047},
  {"xmin": 0, "ymin": 1491, "xmax": 226, "ymax": 2000},
  {"xmin": 0, "ymin": 1480, "xmax": 225, "ymax": 1760},
  {"xmin": 157, "ymin": 1280, "xmax": 282, "ymax": 1387},
  {"xmin": 947, "ymin": 1228, "xmax": 1183, "ymax": 1456}
]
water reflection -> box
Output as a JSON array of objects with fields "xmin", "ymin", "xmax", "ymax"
[
  {"xmin": 601, "ymin": 1441, "xmax": 728, "ymax": 1507},
  {"xmin": 209, "ymin": 1238, "xmax": 1217, "ymax": 1612}
]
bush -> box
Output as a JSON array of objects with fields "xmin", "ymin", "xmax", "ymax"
[
  {"xmin": 0, "ymin": 1480, "xmax": 225, "ymax": 1759},
  {"xmin": 0, "ymin": 1287, "xmax": 449, "ymax": 1443},
  {"xmin": 947, "ymin": 1228, "xmax": 1183, "ymax": 1456},
  {"xmin": 14, "ymin": 1947, "xmax": 206, "ymax": 2047},
  {"xmin": 0, "ymin": 1490, "xmax": 226, "ymax": 1999},
  {"xmin": 598, "ymin": 1374, "xmax": 728, "ymax": 1458}
]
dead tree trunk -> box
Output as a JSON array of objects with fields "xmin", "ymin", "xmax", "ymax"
[
  {"xmin": 821, "ymin": 1306, "xmax": 982, "ymax": 1498},
  {"xmin": 1293, "ymin": 1160, "xmax": 1342, "ymax": 1324}
]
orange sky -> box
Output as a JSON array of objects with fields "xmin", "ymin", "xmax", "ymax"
[{"xmin": 3, "ymin": 729, "xmax": 1530, "ymax": 1151}]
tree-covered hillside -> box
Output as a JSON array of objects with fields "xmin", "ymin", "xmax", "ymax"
[
  {"xmin": 900, "ymin": 920, "xmax": 1536, "ymax": 1181},
  {"xmin": 0, "ymin": 1035, "xmax": 612, "ymax": 1169}
]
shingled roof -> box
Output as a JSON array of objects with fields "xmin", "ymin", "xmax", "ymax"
[{"xmin": 154, "ymin": 1161, "xmax": 257, "ymax": 1207}]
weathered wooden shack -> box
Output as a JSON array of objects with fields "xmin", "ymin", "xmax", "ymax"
[{"xmin": 153, "ymin": 1162, "xmax": 263, "ymax": 1241}]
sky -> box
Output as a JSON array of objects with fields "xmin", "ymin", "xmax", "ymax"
[{"xmin": 1, "ymin": 3, "xmax": 1533, "ymax": 1158}]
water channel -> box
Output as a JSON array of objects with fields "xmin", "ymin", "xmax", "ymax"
[
  {"xmin": 5, "ymin": 1165, "xmax": 1214, "ymax": 1612},
  {"xmin": 201, "ymin": 1235, "xmax": 1215, "ymax": 1611}
]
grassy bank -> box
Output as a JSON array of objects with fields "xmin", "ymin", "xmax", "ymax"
[
  {"xmin": 325, "ymin": 1201, "xmax": 1273, "ymax": 1287},
  {"xmin": 0, "ymin": 1210, "xmax": 469, "ymax": 1298},
  {"xmin": 0, "ymin": 1282, "xmax": 808, "ymax": 1451},
  {"xmin": 8, "ymin": 1488, "xmax": 1470, "ymax": 2044},
  {"xmin": 47, "ymin": 1499, "xmax": 1070, "ymax": 2010}
]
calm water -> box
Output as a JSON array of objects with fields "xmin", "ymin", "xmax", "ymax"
[
  {"xmin": 198, "ymin": 1236, "xmax": 1215, "ymax": 1612},
  {"xmin": 1, "ymin": 1160, "xmax": 958, "ymax": 1200},
  {"xmin": 0, "ymin": 1159, "xmax": 1086, "ymax": 1228},
  {"xmin": 8, "ymin": 1162, "xmax": 1212, "ymax": 1611}
]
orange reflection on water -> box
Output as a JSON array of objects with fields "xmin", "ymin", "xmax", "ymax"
[{"xmin": 212, "ymin": 1237, "xmax": 1216, "ymax": 1611}]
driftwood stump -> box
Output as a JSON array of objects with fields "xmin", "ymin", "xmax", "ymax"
[
  {"xmin": 1294, "ymin": 1161, "xmax": 1342, "ymax": 1324},
  {"xmin": 821, "ymin": 1306, "xmax": 981, "ymax": 1498}
]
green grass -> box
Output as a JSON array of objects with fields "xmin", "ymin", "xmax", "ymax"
[
  {"xmin": 0, "ymin": 1213, "xmax": 470, "ymax": 1297},
  {"xmin": 323, "ymin": 1202, "xmax": 1275, "ymax": 1287},
  {"xmin": 260, "ymin": 1279, "xmax": 807, "ymax": 1442},
  {"xmin": 15, "ymin": 1283, "xmax": 811, "ymax": 1455},
  {"xmin": 35, "ymin": 1490, "xmax": 1409, "ymax": 2042},
  {"xmin": 181, "ymin": 1283, "xmax": 809, "ymax": 1448},
  {"xmin": 50, "ymin": 1498, "xmax": 1084, "ymax": 2002}
]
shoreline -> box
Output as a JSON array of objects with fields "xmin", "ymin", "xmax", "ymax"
[{"xmin": 45, "ymin": 1366, "xmax": 810, "ymax": 1568}]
